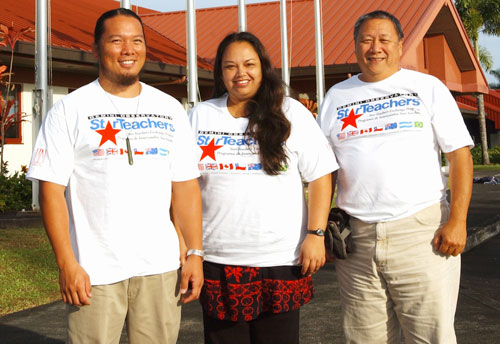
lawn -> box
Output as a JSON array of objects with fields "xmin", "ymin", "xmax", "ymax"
[
  {"xmin": 0, "ymin": 227, "xmax": 59, "ymax": 316},
  {"xmin": 473, "ymin": 164, "xmax": 500, "ymax": 172}
]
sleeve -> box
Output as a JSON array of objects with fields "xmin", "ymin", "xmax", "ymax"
[
  {"xmin": 26, "ymin": 100, "xmax": 75, "ymax": 186},
  {"xmin": 316, "ymin": 90, "xmax": 336, "ymax": 149},
  {"xmin": 428, "ymin": 77, "xmax": 474, "ymax": 153},
  {"xmin": 287, "ymin": 99, "xmax": 339, "ymax": 182},
  {"xmin": 169, "ymin": 103, "xmax": 201, "ymax": 182}
]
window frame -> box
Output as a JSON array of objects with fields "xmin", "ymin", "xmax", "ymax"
[{"xmin": 0, "ymin": 83, "xmax": 23, "ymax": 144}]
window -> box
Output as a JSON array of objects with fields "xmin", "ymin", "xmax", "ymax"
[{"xmin": 0, "ymin": 83, "xmax": 22, "ymax": 144}]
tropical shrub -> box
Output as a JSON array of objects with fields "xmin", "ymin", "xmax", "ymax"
[{"xmin": 0, "ymin": 163, "xmax": 32, "ymax": 212}]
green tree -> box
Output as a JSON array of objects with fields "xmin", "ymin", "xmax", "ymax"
[
  {"xmin": 478, "ymin": 45, "xmax": 493, "ymax": 72},
  {"xmin": 455, "ymin": 0, "xmax": 500, "ymax": 164}
]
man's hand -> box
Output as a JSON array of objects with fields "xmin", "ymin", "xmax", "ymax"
[
  {"xmin": 58, "ymin": 260, "xmax": 92, "ymax": 306},
  {"xmin": 298, "ymin": 234, "xmax": 326, "ymax": 275},
  {"xmin": 432, "ymin": 220, "xmax": 467, "ymax": 256},
  {"xmin": 180, "ymin": 255, "xmax": 203, "ymax": 303},
  {"xmin": 436, "ymin": 146, "xmax": 473, "ymax": 257}
]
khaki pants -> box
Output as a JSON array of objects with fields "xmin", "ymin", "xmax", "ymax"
[
  {"xmin": 336, "ymin": 202, "xmax": 460, "ymax": 344},
  {"xmin": 67, "ymin": 269, "xmax": 181, "ymax": 344}
]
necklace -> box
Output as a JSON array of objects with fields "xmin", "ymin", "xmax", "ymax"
[{"xmin": 102, "ymin": 85, "xmax": 141, "ymax": 165}]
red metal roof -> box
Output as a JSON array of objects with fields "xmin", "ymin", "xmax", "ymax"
[
  {"xmin": 0, "ymin": 0, "xmax": 489, "ymax": 93},
  {"xmin": 0, "ymin": 0, "xmax": 212, "ymax": 70},
  {"xmin": 139, "ymin": 0, "xmax": 445, "ymax": 67},
  {"xmin": 141, "ymin": 0, "xmax": 487, "ymax": 92}
]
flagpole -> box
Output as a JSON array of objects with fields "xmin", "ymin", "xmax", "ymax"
[
  {"xmin": 280, "ymin": 0, "xmax": 290, "ymax": 96},
  {"xmin": 238, "ymin": 0, "xmax": 246, "ymax": 32},
  {"xmin": 187, "ymin": 0, "xmax": 198, "ymax": 108},
  {"xmin": 314, "ymin": 0, "xmax": 325, "ymax": 112}
]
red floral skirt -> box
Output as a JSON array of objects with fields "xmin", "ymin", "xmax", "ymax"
[{"xmin": 200, "ymin": 261, "xmax": 314, "ymax": 322}]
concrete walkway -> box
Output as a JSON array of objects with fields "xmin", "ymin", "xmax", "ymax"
[{"xmin": 1, "ymin": 180, "xmax": 499, "ymax": 343}]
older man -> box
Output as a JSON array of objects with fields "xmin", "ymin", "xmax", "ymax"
[
  {"xmin": 27, "ymin": 8, "xmax": 203, "ymax": 343},
  {"xmin": 318, "ymin": 10, "xmax": 473, "ymax": 344}
]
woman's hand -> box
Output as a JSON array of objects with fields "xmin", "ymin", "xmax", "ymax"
[{"xmin": 298, "ymin": 234, "xmax": 326, "ymax": 275}]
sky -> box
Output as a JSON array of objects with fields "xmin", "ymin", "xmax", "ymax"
[
  {"xmin": 131, "ymin": 0, "xmax": 278, "ymax": 12},
  {"xmin": 130, "ymin": 0, "xmax": 500, "ymax": 84}
]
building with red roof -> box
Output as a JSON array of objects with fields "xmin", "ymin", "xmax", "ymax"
[
  {"xmin": 0, "ymin": 0, "xmax": 498, "ymax": 173},
  {"xmin": 142, "ymin": 0, "xmax": 489, "ymax": 95},
  {"xmin": 0, "ymin": 0, "xmax": 213, "ymax": 94}
]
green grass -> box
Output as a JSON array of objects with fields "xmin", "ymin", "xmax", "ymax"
[
  {"xmin": 0, "ymin": 227, "xmax": 59, "ymax": 316},
  {"xmin": 473, "ymin": 164, "xmax": 500, "ymax": 171}
]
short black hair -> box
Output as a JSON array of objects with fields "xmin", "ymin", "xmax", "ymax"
[
  {"xmin": 94, "ymin": 8, "xmax": 145, "ymax": 46},
  {"xmin": 353, "ymin": 10, "xmax": 404, "ymax": 41}
]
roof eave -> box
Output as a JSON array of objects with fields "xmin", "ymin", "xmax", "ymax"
[{"xmin": 1, "ymin": 41, "xmax": 213, "ymax": 81}]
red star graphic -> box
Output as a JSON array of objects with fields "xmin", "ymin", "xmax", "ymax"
[
  {"xmin": 199, "ymin": 138, "xmax": 223, "ymax": 161},
  {"xmin": 341, "ymin": 109, "xmax": 363, "ymax": 131},
  {"xmin": 96, "ymin": 121, "xmax": 121, "ymax": 146}
]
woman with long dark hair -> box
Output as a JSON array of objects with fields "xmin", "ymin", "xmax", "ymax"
[{"xmin": 189, "ymin": 32, "xmax": 338, "ymax": 344}]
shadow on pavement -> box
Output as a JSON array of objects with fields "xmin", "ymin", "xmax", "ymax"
[{"xmin": 0, "ymin": 324, "xmax": 64, "ymax": 343}]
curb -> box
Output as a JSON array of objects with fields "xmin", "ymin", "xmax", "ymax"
[
  {"xmin": 0, "ymin": 212, "xmax": 43, "ymax": 229},
  {"xmin": 465, "ymin": 220, "xmax": 500, "ymax": 252}
]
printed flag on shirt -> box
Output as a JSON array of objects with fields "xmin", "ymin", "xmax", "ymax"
[
  {"xmin": 93, "ymin": 149, "xmax": 105, "ymax": 157},
  {"xmin": 248, "ymin": 163, "xmax": 262, "ymax": 171},
  {"xmin": 219, "ymin": 163, "xmax": 234, "ymax": 170},
  {"xmin": 146, "ymin": 148, "xmax": 158, "ymax": 155},
  {"xmin": 106, "ymin": 148, "xmax": 118, "ymax": 155}
]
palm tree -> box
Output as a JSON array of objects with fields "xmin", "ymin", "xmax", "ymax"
[
  {"xmin": 455, "ymin": 0, "xmax": 500, "ymax": 164},
  {"xmin": 478, "ymin": 45, "xmax": 493, "ymax": 72}
]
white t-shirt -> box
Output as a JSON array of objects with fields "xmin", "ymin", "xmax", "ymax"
[
  {"xmin": 317, "ymin": 69, "xmax": 473, "ymax": 223},
  {"xmin": 27, "ymin": 80, "xmax": 200, "ymax": 285},
  {"xmin": 189, "ymin": 95, "xmax": 338, "ymax": 267}
]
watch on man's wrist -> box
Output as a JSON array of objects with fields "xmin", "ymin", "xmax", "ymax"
[
  {"xmin": 187, "ymin": 249, "xmax": 205, "ymax": 261},
  {"xmin": 307, "ymin": 229, "xmax": 325, "ymax": 236}
]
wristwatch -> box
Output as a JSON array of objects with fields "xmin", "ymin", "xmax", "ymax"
[
  {"xmin": 187, "ymin": 249, "xmax": 205, "ymax": 261},
  {"xmin": 307, "ymin": 229, "xmax": 325, "ymax": 236}
]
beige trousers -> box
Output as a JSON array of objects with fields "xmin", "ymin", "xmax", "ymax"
[
  {"xmin": 336, "ymin": 202, "xmax": 460, "ymax": 344},
  {"xmin": 67, "ymin": 269, "xmax": 181, "ymax": 344}
]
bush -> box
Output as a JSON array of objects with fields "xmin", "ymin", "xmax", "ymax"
[
  {"xmin": 489, "ymin": 146, "xmax": 500, "ymax": 164},
  {"xmin": 471, "ymin": 146, "xmax": 482, "ymax": 164},
  {"xmin": 471, "ymin": 145, "xmax": 500, "ymax": 165},
  {"xmin": 0, "ymin": 163, "xmax": 32, "ymax": 213}
]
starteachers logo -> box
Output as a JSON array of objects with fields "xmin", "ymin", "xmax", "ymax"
[
  {"xmin": 96, "ymin": 121, "xmax": 121, "ymax": 146},
  {"xmin": 340, "ymin": 109, "xmax": 363, "ymax": 131},
  {"xmin": 199, "ymin": 138, "xmax": 223, "ymax": 161}
]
